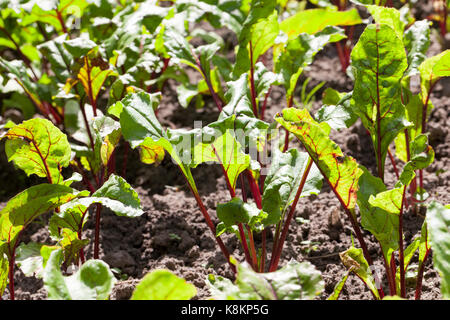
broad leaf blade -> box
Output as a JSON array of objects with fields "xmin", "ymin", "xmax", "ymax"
[
  {"xmin": 426, "ymin": 201, "xmax": 450, "ymax": 299},
  {"xmin": 0, "ymin": 184, "xmax": 83, "ymax": 254},
  {"xmin": 2, "ymin": 118, "xmax": 71, "ymax": 184},
  {"xmin": 208, "ymin": 260, "xmax": 324, "ymax": 300},
  {"xmin": 131, "ymin": 269, "xmax": 197, "ymax": 300},
  {"xmin": 340, "ymin": 247, "xmax": 380, "ymax": 299},
  {"xmin": 275, "ymin": 108, "xmax": 362, "ymax": 211},
  {"xmin": 262, "ymin": 148, "xmax": 322, "ymax": 226},
  {"xmin": 44, "ymin": 249, "xmax": 116, "ymax": 300},
  {"xmin": 350, "ymin": 24, "xmax": 409, "ymax": 178}
]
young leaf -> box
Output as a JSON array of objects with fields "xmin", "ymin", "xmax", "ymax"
[
  {"xmin": 131, "ymin": 269, "xmax": 197, "ymax": 300},
  {"xmin": 274, "ymin": 26, "xmax": 346, "ymax": 105},
  {"xmin": 220, "ymin": 73, "xmax": 254, "ymax": 118},
  {"xmin": 394, "ymin": 95, "xmax": 427, "ymax": 162},
  {"xmin": 316, "ymin": 90, "xmax": 357, "ymax": 130},
  {"xmin": 426, "ymin": 201, "xmax": 450, "ymax": 299},
  {"xmin": 62, "ymin": 174, "xmax": 144, "ymax": 218},
  {"xmin": 0, "ymin": 184, "xmax": 85, "ymax": 256},
  {"xmin": 117, "ymin": 92, "xmax": 200, "ymax": 193},
  {"xmin": 43, "ymin": 249, "xmax": 116, "ymax": 300},
  {"xmin": 357, "ymin": 167, "xmax": 399, "ymax": 261},
  {"xmin": 275, "ymin": 108, "xmax": 362, "ymax": 212},
  {"xmin": 15, "ymin": 242, "xmax": 45, "ymax": 278},
  {"xmin": 262, "ymin": 148, "xmax": 322, "ymax": 226},
  {"xmin": 403, "ymin": 20, "xmax": 431, "ymax": 77},
  {"xmin": 366, "ymin": 5, "xmax": 405, "ymax": 39},
  {"xmin": 395, "ymin": 237, "xmax": 420, "ymax": 294},
  {"xmin": 76, "ymin": 56, "xmax": 117, "ymax": 106},
  {"xmin": 279, "ymin": 8, "xmax": 362, "ymax": 40},
  {"xmin": 63, "ymin": 37, "xmax": 98, "ymax": 59},
  {"xmin": 207, "ymin": 260, "xmax": 324, "ymax": 300},
  {"xmin": 418, "ymin": 50, "xmax": 450, "ymax": 102},
  {"xmin": 0, "ymin": 248, "xmax": 8, "ymax": 296},
  {"xmin": 233, "ymin": 0, "xmax": 278, "ymax": 77},
  {"xmin": 216, "ymin": 198, "xmax": 267, "ymax": 233},
  {"xmin": 192, "ymin": 121, "xmax": 251, "ymax": 192},
  {"xmin": 368, "ymin": 135, "xmax": 434, "ymax": 215},
  {"xmin": 2, "ymin": 118, "xmax": 71, "ymax": 184},
  {"xmin": 37, "ymin": 34, "xmax": 72, "ymax": 79},
  {"xmin": 0, "ymin": 58, "xmax": 45, "ymax": 115},
  {"xmin": 350, "ymin": 23, "xmax": 409, "ymax": 181},
  {"xmin": 327, "ymin": 270, "xmax": 351, "ymax": 300},
  {"xmin": 339, "ymin": 247, "xmax": 380, "ymax": 299}
]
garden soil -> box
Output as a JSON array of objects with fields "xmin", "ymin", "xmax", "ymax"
[{"xmin": 1, "ymin": 4, "xmax": 449, "ymax": 301}]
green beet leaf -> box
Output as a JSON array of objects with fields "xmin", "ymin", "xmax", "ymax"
[
  {"xmin": 43, "ymin": 249, "xmax": 116, "ymax": 300},
  {"xmin": 275, "ymin": 108, "xmax": 362, "ymax": 212},
  {"xmin": 220, "ymin": 73, "xmax": 254, "ymax": 118},
  {"xmin": 37, "ymin": 34, "xmax": 72, "ymax": 80},
  {"xmin": 0, "ymin": 184, "xmax": 85, "ymax": 257},
  {"xmin": 0, "ymin": 246, "xmax": 8, "ymax": 296},
  {"xmin": 192, "ymin": 118, "xmax": 251, "ymax": 192},
  {"xmin": 394, "ymin": 95, "xmax": 428, "ymax": 162},
  {"xmin": 351, "ymin": 23, "xmax": 410, "ymax": 181},
  {"xmin": 327, "ymin": 270, "xmax": 351, "ymax": 300},
  {"xmin": 274, "ymin": 26, "xmax": 345, "ymax": 105},
  {"xmin": 279, "ymin": 8, "xmax": 361, "ymax": 40},
  {"xmin": 233, "ymin": 0, "xmax": 278, "ymax": 77},
  {"xmin": 403, "ymin": 20, "xmax": 431, "ymax": 77},
  {"xmin": 426, "ymin": 201, "xmax": 450, "ymax": 299},
  {"xmin": 357, "ymin": 167, "xmax": 399, "ymax": 261},
  {"xmin": 419, "ymin": 50, "xmax": 450, "ymax": 102},
  {"xmin": 2, "ymin": 118, "xmax": 71, "ymax": 184},
  {"xmin": 15, "ymin": 242, "xmax": 45, "ymax": 278},
  {"xmin": 216, "ymin": 198, "xmax": 267, "ymax": 233},
  {"xmin": 368, "ymin": 135, "xmax": 434, "ymax": 215},
  {"xmin": 340, "ymin": 247, "xmax": 380, "ymax": 299},
  {"xmin": 63, "ymin": 37, "xmax": 98, "ymax": 59},
  {"xmin": 316, "ymin": 89, "xmax": 357, "ymax": 130},
  {"xmin": 262, "ymin": 148, "xmax": 322, "ymax": 226},
  {"xmin": 61, "ymin": 174, "xmax": 143, "ymax": 218},
  {"xmin": 117, "ymin": 92, "xmax": 197, "ymax": 193},
  {"xmin": 131, "ymin": 269, "xmax": 197, "ymax": 300},
  {"xmin": 366, "ymin": 5, "xmax": 405, "ymax": 39},
  {"xmin": 208, "ymin": 259, "xmax": 324, "ymax": 300}
]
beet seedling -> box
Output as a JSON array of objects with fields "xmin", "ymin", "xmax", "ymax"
[{"xmin": 0, "ymin": 118, "xmax": 143, "ymax": 300}]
